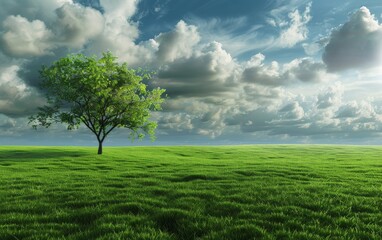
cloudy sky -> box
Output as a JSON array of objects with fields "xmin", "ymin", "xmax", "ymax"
[{"xmin": 1, "ymin": 0, "xmax": 382, "ymax": 146}]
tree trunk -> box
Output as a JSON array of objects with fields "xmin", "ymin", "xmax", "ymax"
[{"xmin": 97, "ymin": 141, "xmax": 103, "ymax": 155}]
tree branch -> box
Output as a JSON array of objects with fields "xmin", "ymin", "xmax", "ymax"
[
  {"xmin": 80, "ymin": 116, "xmax": 97, "ymax": 136},
  {"xmin": 102, "ymin": 124, "xmax": 119, "ymax": 142}
]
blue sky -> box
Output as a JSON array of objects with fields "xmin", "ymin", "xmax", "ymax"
[{"xmin": 1, "ymin": 0, "xmax": 382, "ymax": 146}]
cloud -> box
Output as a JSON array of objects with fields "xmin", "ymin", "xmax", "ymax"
[
  {"xmin": 0, "ymin": 2, "xmax": 104, "ymax": 57},
  {"xmin": 331, "ymin": 100, "xmax": 382, "ymax": 134},
  {"xmin": 323, "ymin": 6, "xmax": 382, "ymax": 71},
  {"xmin": 242, "ymin": 54, "xmax": 282, "ymax": 86},
  {"xmin": 242, "ymin": 84, "xmax": 286, "ymax": 108},
  {"xmin": 0, "ymin": 0, "xmax": 73, "ymax": 23},
  {"xmin": 156, "ymin": 97, "xmax": 233, "ymax": 139},
  {"xmin": 1, "ymin": 15, "xmax": 55, "ymax": 57},
  {"xmin": 85, "ymin": 0, "xmax": 154, "ymax": 66},
  {"xmin": 0, "ymin": 0, "xmax": 154, "ymax": 119},
  {"xmin": 335, "ymin": 101, "xmax": 377, "ymax": 120},
  {"xmin": 222, "ymin": 79, "xmax": 382, "ymax": 142},
  {"xmin": 189, "ymin": 17, "xmax": 269, "ymax": 57},
  {"xmin": 54, "ymin": 3, "xmax": 104, "ymax": 48},
  {"xmin": 335, "ymin": 101, "xmax": 360, "ymax": 119},
  {"xmin": 283, "ymin": 58, "xmax": 333, "ymax": 83},
  {"xmin": 267, "ymin": 2, "xmax": 312, "ymax": 48},
  {"xmin": 302, "ymin": 37, "xmax": 328, "ymax": 55},
  {"xmin": 0, "ymin": 65, "xmax": 44, "ymax": 117},
  {"xmin": 276, "ymin": 3, "xmax": 311, "ymax": 48},
  {"xmin": 225, "ymin": 108, "xmax": 278, "ymax": 133},
  {"xmin": 155, "ymin": 41, "xmax": 238, "ymax": 98},
  {"xmin": 157, "ymin": 113, "xmax": 193, "ymax": 132},
  {"xmin": 0, "ymin": 0, "xmax": 144, "ymax": 63},
  {"xmin": 242, "ymin": 54, "xmax": 332, "ymax": 86},
  {"xmin": 0, "ymin": 116, "xmax": 21, "ymax": 138},
  {"xmin": 316, "ymin": 82, "xmax": 344, "ymax": 109},
  {"xmin": 191, "ymin": 2, "xmax": 312, "ymax": 57},
  {"xmin": 1, "ymin": 0, "xmax": 382, "ymax": 144},
  {"xmin": 0, "ymin": 117, "xmax": 16, "ymax": 129},
  {"xmin": 154, "ymin": 20, "xmax": 200, "ymax": 63},
  {"xmin": 279, "ymin": 101, "xmax": 305, "ymax": 120},
  {"xmin": 100, "ymin": 0, "xmax": 139, "ymax": 19}
]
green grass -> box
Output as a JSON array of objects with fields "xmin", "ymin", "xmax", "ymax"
[{"xmin": 0, "ymin": 145, "xmax": 382, "ymax": 239}]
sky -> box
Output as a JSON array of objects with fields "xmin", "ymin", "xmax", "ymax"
[{"xmin": 1, "ymin": 0, "xmax": 382, "ymax": 146}]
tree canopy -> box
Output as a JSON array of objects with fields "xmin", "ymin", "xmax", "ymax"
[{"xmin": 29, "ymin": 52, "xmax": 166, "ymax": 154}]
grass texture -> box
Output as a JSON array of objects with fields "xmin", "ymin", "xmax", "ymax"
[{"xmin": 0, "ymin": 145, "xmax": 382, "ymax": 239}]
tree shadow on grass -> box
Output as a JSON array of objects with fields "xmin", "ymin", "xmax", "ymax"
[{"xmin": 0, "ymin": 149, "xmax": 89, "ymax": 162}]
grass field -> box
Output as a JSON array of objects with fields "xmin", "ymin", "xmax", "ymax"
[{"xmin": 0, "ymin": 145, "xmax": 382, "ymax": 240}]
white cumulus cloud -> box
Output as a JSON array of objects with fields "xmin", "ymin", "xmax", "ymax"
[
  {"xmin": 1, "ymin": 15, "xmax": 55, "ymax": 57},
  {"xmin": 155, "ymin": 20, "xmax": 201, "ymax": 63},
  {"xmin": 54, "ymin": 3, "xmax": 104, "ymax": 48},
  {"xmin": 277, "ymin": 3, "xmax": 311, "ymax": 48}
]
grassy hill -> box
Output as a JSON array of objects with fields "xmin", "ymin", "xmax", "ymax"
[{"xmin": 0, "ymin": 145, "xmax": 381, "ymax": 239}]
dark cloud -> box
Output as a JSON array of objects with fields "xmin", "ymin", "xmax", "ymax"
[
  {"xmin": 335, "ymin": 102, "xmax": 360, "ymax": 118},
  {"xmin": 279, "ymin": 101, "xmax": 304, "ymax": 120},
  {"xmin": 17, "ymin": 54, "xmax": 67, "ymax": 88},
  {"xmin": 225, "ymin": 108, "xmax": 277, "ymax": 133},
  {"xmin": 323, "ymin": 6, "xmax": 382, "ymax": 72},
  {"xmin": 155, "ymin": 41, "xmax": 238, "ymax": 98},
  {"xmin": 284, "ymin": 58, "xmax": 329, "ymax": 83},
  {"xmin": 241, "ymin": 54, "xmax": 332, "ymax": 86},
  {"xmin": 0, "ymin": 118, "xmax": 16, "ymax": 129},
  {"xmin": 0, "ymin": 65, "xmax": 45, "ymax": 117}
]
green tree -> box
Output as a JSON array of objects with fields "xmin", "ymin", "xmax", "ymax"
[{"xmin": 29, "ymin": 52, "xmax": 166, "ymax": 154}]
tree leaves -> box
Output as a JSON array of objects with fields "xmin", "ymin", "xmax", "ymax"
[{"xmin": 30, "ymin": 52, "xmax": 166, "ymax": 153}]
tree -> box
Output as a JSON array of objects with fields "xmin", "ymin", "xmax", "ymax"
[{"xmin": 29, "ymin": 52, "xmax": 166, "ymax": 154}]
